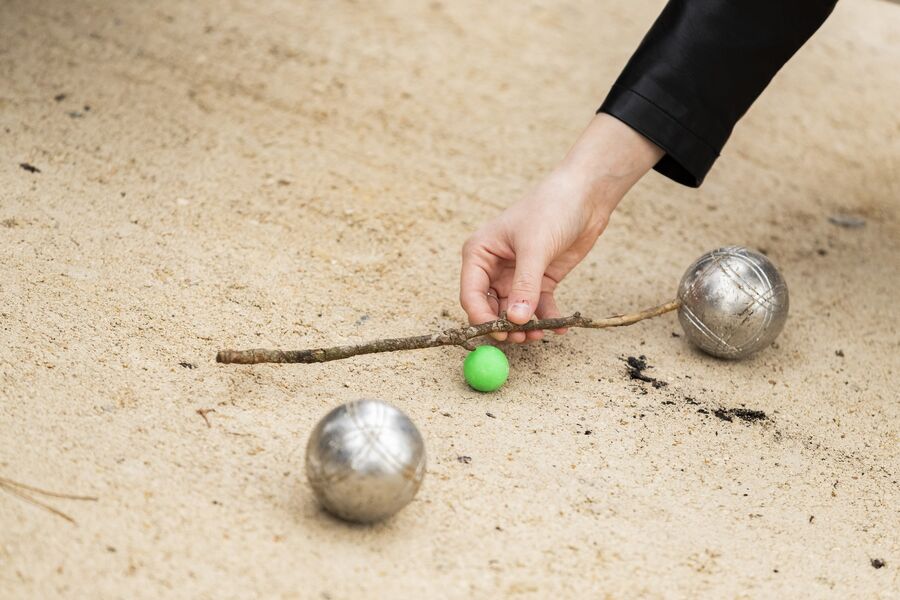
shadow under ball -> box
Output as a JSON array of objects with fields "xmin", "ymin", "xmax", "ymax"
[
  {"xmin": 306, "ymin": 399, "xmax": 426, "ymax": 523},
  {"xmin": 677, "ymin": 246, "xmax": 789, "ymax": 359}
]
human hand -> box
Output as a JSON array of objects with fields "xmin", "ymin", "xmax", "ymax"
[{"xmin": 460, "ymin": 113, "xmax": 664, "ymax": 343}]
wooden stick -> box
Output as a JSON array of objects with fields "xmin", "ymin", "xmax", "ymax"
[{"xmin": 216, "ymin": 299, "xmax": 681, "ymax": 365}]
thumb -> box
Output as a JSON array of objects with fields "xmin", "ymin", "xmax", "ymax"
[{"xmin": 507, "ymin": 249, "xmax": 548, "ymax": 324}]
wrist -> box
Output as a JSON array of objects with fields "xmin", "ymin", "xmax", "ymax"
[
  {"xmin": 556, "ymin": 113, "xmax": 664, "ymax": 213},
  {"xmin": 549, "ymin": 161, "xmax": 621, "ymax": 220}
]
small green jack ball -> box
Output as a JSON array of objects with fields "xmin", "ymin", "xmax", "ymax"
[{"xmin": 463, "ymin": 345, "xmax": 509, "ymax": 392}]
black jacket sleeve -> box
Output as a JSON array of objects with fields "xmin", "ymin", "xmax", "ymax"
[{"xmin": 599, "ymin": 0, "xmax": 837, "ymax": 187}]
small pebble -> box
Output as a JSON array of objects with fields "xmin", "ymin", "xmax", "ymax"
[{"xmin": 828, "ymin": 214, "xmax": 866, "ymax": 228}]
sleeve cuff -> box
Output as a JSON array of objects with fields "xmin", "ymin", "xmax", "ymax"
[{"xmin": 599, "ymin": 84, "xmax": 720, "ymax": 187}]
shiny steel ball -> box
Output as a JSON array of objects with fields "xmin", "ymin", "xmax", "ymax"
[
  {"xmin": 677, "ymin": 246, "xmax": 789, "ymax": 359},
  {"xmin": 305, "ymin": 399, "xmax": 426, "ymax": 523}
]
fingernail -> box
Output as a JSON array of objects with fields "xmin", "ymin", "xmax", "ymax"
[{"xmin": 509, "ymin": 302, "xmax": 530, "ymax": 321}]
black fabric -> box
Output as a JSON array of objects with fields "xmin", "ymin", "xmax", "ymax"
[{"xmin": 599, "ymin": 0, "xmax": 837, "ymax": 187}]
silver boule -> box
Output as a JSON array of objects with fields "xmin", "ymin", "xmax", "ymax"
[
  {"xmin": 677, "ymin": 246, "xmax": 789, "ymax": 359},
  {"xmin": 305, "ymin": 399, "xmax": 426, "ymax": 523}
]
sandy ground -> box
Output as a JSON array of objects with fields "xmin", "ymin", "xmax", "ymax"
[{"xmin": 1, "ymin": 0, "xmax": 898, "ymax": 597}]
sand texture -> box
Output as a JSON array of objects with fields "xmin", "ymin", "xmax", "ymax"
[{"xmin": 1, "ymin": 0, "xmax": 898, "ymax": 597}]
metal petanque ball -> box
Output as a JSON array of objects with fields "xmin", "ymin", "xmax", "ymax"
[
  {"xmin": 305, "ymin": 399, "xmax": 426, "ymax": 523},
  {"xmin": 677, "ymin": 246, "xmax": 789, "ymax": 359}
]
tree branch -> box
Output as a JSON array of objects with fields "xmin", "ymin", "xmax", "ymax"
[{"xmin": 216, "ymin": 299, "xmax": 681, "ymax": 365}]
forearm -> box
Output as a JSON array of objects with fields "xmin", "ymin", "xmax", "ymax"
[{"xmin": 554, "ymin": 113, "xmax": 664, "ymax": 215}]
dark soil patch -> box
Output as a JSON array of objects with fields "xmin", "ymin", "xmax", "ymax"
[
  {"xmin": 714, "ymin": 407, "xmax": 768, "ymax": 423},
  {"xmin": 624, "ymin": 355, "xmax": 668, "ymax": 389},
  {"xmin": 713, "ymin": 408, "xmax": 733, "ymax": 422}
]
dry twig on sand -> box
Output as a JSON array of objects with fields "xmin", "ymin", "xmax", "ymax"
[
  {"xmin": 0, "ymin": 476, "xmax": 98, "ymax": 524},
  {"xmin": 216, "ymin": 299, "xmax": 681, "ymax": 365}
]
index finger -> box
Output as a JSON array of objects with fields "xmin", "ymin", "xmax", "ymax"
[{"xmin": 460, "ymin": 255, "xmax": 507, "ymax": 341}]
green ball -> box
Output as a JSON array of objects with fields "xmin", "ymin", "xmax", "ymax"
[{"xmin": 463, "ymin": 345, "xmax": 509, "ymax": 392}]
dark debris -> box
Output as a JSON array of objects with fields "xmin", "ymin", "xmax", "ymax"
[
  {"xmin": 713, "ymin": 408, "xmax": 733, "ymax": 422},
  {"xmin": 624, "ymin": 355, "xmax": 668, "ymax": 389},
  {"xmin": 714, "ymin": 407, "xmax": 768, "ymax": 423}
]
